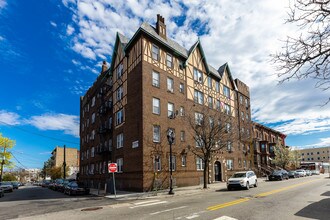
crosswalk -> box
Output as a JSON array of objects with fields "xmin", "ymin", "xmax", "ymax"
[
  {"xmin": 128, "ymin": 199, "xmax": 238, "ymax": 220},
  {"xmin": 129, "ymin": 199, "xmax": 168, "ymax": 209}
]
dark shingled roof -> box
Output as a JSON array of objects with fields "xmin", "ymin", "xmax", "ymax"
[{"xmin": 117, "ymin": 21, "xmax": 235, "ymax": 83}]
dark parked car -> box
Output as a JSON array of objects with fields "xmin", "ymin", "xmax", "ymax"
[
  {"xmin": 0, "ymin": 182, "xmax": 14, "ymax": 192},
  {"xmin": 269, "ymin": 170, "xmax": 289, "ymax": 181},
  {"xmin": 64, "ymin": 181, "xmax": 90, "ymax": 196},
  {"xmin": 288, "ymin": 170, "xmax": 299, "ymax": 178},
  {"xmin": 57, "ymin": 179, "xmax": 75, "ymax": 193},
  {"xmin": 0, "ymin": 188, "xmax": 4, "ymax": 197},
  {"xmin": 41, "ymin": 180, "xmax": 51, "ymax": 187},
  {"xmin": 53, "ymin": 179, "xmax": 64, "ymax": 191}
]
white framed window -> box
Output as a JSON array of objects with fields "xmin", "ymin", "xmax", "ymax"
[
  {"xmin": 215, "ymin": 81, "xmax": 220, "ymax": 93},
  {"xmin": 180, "ymin": 131, "xmax": 185, "ymax": 142},
  {"xmin": 216, "ymin": 99, "xmax": 221, "ymax": 110},
  {"xmin": 153, "ymin": 125, "xmax": 160, "ymax": 142},
  {"xmin": 90, "ymin": 163, "xmax": 94, "ymax": 174},
  {"xmin": 166, "ymin": 53, "xmax": 173, "ymax": 68},
  {"xmin": 117, "ymin": 86, "xmax": 123, "ymax": 101},
  {"xmin": 194, "ymin": 90, "xmax": 204, "ymax": 104},
  {"xmin": 168, "ymin": 102, "xmax": 174, "ymax": 118},
  {"xmin": 195, "ymin": 112, "xmax": 203, "ymax": 125},
  {"xmin": 152, "ymin": 44, "xmax": 159, "ymax": 60},
  {"xmin": 181, "ymin": 155, "xmax": 186, "ymax": 167},
  {"xmin": 116, "ymin": 133, "xmax": 124, "ymax": 148},
  {"xmin": 195, "ymin": 135, "xmax": 202, "ymax": 148},
  {"xmin": 152, "ymin": 71, "xmax": 160, "ymax": 87},
  {"xmin": 91, "ymin": 147, "xmax": 95, "ymax": 157},
  {"xmin": 152, "ymin": 97, "xmax": 160, "ymax": 115},
  {"xmin": 167, "ymin": 77, "xmax": 174, "ymax": 92},
  {"xmin": 240, "ymin": 95, "xmax": 243, "ymax": 104},
  {"xmin": 117, "ymin": 158, "xmax": 123, "ymax": 173},
  {"xmin": 223, "ymin": 86, "xmax": 230, "ymax": 99},
  {"xmin": 226, "ymin": 122, "xmax": 231, "ymax": 133},
  {"xmin": 241, "ymin": 111, "xmax": 244, "ymax": 121},
  {"xmin": 193, "ymin": 68, "xmax": 203, "ymax": 83},
  {"xmin": 91, "ymin": 112, "xmax": 95, "ymax": 123},
  {"xmin": 224, "ymin": 103, "xmax": 231, "ymax": 115},
  {"xmin": 208, "ymin": 96, "xmax": 213, "ymax": 108},
  {"xmin": 154, "ymin": 156, "xmax": 161, "ymax": 171},
  {"xmin": 169, "ymin": 155, "xmax": 176, "ymax": 171},
  {"xmin": 208, "ymin": 77, "xmax": 212, "ymax": 88},
  {"xmin": 116, "ymin": 109, "xmax": 124, "ymax": 125},
  {"xmin": 226, "ymin": 159, "xmax": 233, "ymax": 170},
  {"xmin": 196, "ymin": 157, "xmax": 204, "ymax": 170},
  {"xmin": 179, "ymin": 106, "xmax": 184, "ymax": 116},
  {"xmin": 245, "ymin": 98, "xmax": 248, "ymax": 108},
  {"xmin": 179, "ymin": 83, "xmax": 184, "ymax": 93},
  {"xmin": 227, "ymin": 142, "xmax": 232, "ymax": 152},
  {"xmin": 90, "ymin": 130, "xmax": 95, "ymax": 140},
  {"xmin": 117, "ymin": 63, "xmax": 123, "ymax": 79},
  {"xmin": 91, "ymin": 96, "xmax": 95, "ymax": 107}
]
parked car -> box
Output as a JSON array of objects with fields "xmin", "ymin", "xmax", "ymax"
[
  {"xmin": 269, "ymin": 170, "xmax": 289, "ymax": 181},
  {"xmin": 295, "ymin": 169, "xmax": 307, "ymax": 177},
  {"xmin": 227, "ymin": 171, "xmax": 257, "ymax": 190},
  {"xmin": 53, "ymin": 179, "xmax": 64, "ymax": 191},
  {"xmin": 288, "ymin": 170, "xmax": 300, "ymax": 178},
  {"xmin": 41, "ymin": 180, "xmax": 51, "ymax": 187},
  {"xmin": 11, "ymin": 181, "xmax": 19, "ymax": 189},
  {"xmin": 64, "ymin": 181, "xmax": 90, "ymax": 195},
  {"xmin": 311, "ymin": 170, "xmax": 320, "ymax": 175},
  {"xmin": 0, "ymin": 188, "xmax": 4, "ymax": 198},
  {"xmin": 305, "ymin": 170, "xmax": 312, "ymax": 176},
  {"xmin": 57, "ymin": 179, "xmax": 75, "ymax": 193},
  {"xmin": 0, "ymin": 182, "xmax": 14, "ymax": 192}
]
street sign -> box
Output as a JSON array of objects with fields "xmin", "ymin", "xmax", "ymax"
[{"xmin": 108, "ymin": 163, "xmax": 117, "ymax": 173}]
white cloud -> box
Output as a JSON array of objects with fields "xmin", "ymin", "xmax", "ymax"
[
  {"xmin": 300, "ymin": 137, "xmax": 330, "ymax": 149},
  {"xmin": 0, "ymin": 110, "xmax": 79, "ymax": 138},
  {"xmin": 50, "ymin": 21, "xmax": 57, "ymax": 27},
  {"xmin": 27, "ymin": 113, "xmax": 79, "ymax": 137},
  {"xmin": 61, "ymin": 1, "xmax": 330, "ymax": 146},
  {"xmin": 0, "ymin": 0, "xmax": 6, "ymax": 9},
  {"xmin": 0, "ymin": 110, "xmax": 20, "ymax": 125},
  {"xmin": 66, "ymin": 25, "xmax": 74, "ymax": 35}
]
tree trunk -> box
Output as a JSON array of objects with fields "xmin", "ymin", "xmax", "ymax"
[{"xmin": 203, "ymin": 160, "xmax": 209, "ymax": 189}]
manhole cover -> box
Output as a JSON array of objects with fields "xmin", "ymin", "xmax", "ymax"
[{"xmin": 81, "ymin": 207, "xmax": 103, "ymax": 211}]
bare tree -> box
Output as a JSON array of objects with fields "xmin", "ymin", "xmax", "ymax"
[
  {"xmin": 272, "ymin": 0, "xmax": 330, "ymax": 104},
  {"xmin": 185, "ymin": 107, "xmax": 238, "ymax": 189}
]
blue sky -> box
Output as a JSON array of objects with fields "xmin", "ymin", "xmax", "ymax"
[{"xmin": 1, "ymin": 0, "xmax": 329, "ymax": 169}]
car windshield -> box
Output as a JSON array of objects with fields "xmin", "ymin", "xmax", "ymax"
[
  {"xmin": 232, "ymin": 173, "xmax": 246, "ymax": 178},
  {"xmin": 272, "ymin": 171, "xmax": 282, "ymax": 175}
]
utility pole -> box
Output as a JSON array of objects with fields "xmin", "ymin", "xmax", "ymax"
[{"xmin": 63, "ymin": 145, "xmax": 66, "ymax": 179}]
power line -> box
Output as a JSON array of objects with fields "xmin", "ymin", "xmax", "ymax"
[
  {"xmin": 0, "ymin": 120, "xmax": 80, "ymax": 146},
  {"xmin": 11, "ymin": 153, "xmax": 28, "ymax": 169}
]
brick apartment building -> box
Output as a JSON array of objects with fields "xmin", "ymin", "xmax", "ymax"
[
  {"xmin": 51, "ymin": 146, "xmax": 80, "ymax": 176},
  {"xmin": 79, "ymin": 15, "xmax": 283, "ymax": 192},
  {"xmin": 252, "ymin": 122, "xmax": 286, "ymax": 175}
]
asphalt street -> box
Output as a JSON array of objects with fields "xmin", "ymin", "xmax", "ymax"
[{"xmin": 0, "ymin": 175, "xmax": 329, "ymax": 220}]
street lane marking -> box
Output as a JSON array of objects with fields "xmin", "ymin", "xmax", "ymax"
[
  {"xmin": 207, "ymin": 179, "xmax": 320, "ymax": 211},
  {"xmin": 150, "ymin": 206, "xmax": 188, "ymax": 215},
  {"xmin": 207, "ymin": 198, "xmax": 250, "ymax": 211},
  {"xmin": 213, "ymin": 216, "xmax": 238, "ymax": 220},
  {"xmin": 130, "ymin": 199, "xmax": 168, "ymax": 208},
  {"xmin": 254, "ymin": 179, "xmax": 319, "ymax": 198}
]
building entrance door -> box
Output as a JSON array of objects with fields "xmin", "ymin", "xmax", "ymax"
[{"xmin": 214, "ymin": 161, "xmax": 222, "ymax": 181}]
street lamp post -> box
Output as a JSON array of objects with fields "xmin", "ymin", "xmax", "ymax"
[{"xmin": 167, "ymin": 129, "xmax": 175, "ymax": 195}]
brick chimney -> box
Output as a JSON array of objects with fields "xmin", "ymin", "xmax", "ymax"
[
  {"xmin": 101, "ymin": 60, "xmax": 108, "ymax": 73},
  {"xmin": 156, "ymin": 14, "xmax": 166, "ymax": 39}
]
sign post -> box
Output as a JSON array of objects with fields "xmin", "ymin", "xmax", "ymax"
[{"xmin": 108, "ymin": 163, "xmax": 117, "ymax": 198}]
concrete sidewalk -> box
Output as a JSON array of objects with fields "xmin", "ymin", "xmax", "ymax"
[
  {"xmin": 90, "ymin": 177, "xmax": 268, "ymax": 200},
  {"xmin": 90, "ymin": 181, "xmax": 227, "ymax": 200}
]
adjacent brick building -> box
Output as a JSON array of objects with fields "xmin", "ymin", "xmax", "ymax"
[
  {"xmin": 252, "ymin": 122, "xmax": 286, "ymax": 175},
  {"xmin": 79, "ymin": 15, "xmax": 284, "ymax": 192},
  {"xmin": 51, "ymin": 146, "xmax": 79, "ymax": 176}
]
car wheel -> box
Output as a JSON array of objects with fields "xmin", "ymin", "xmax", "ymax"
[
  {"xmin": 254, "ymin": 180, "xmax": 258, "ymax": 187},
  {"xmin": 227, "ymin": 186, "xmax": 231, "ymax": 191},
  {"xmin": 246, "ymin": 182, "xmax": 250, "ymax": 190}
]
